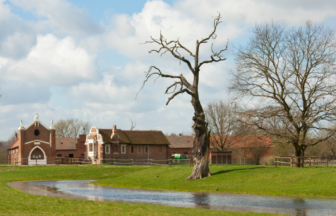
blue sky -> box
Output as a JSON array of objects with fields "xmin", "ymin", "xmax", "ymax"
[{"xmin": 1, "ymin": 0, "xmax": 336, "ymax": 140}]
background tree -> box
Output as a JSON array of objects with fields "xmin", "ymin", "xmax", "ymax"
[
  {"xmin": 55, "ymin": 119, "xmax": 90, "ymax": 138},
  {"xmin": 130, "ymin": 119, "xmax": 136, "ymax": 130},
  {"xmin": 0, "ymin": 131, "xmax": 17, "ymax": 164},
  {"xmin": 138, "ymin": 13, "xmax": 228, "ymax": 180},
  {"xmin": 204, "ymin": 99, "xmax": 240, "ymax": 151},
  {"xmin": 231, "ymin": 21, "xmax": 336, "ymax": 167}
]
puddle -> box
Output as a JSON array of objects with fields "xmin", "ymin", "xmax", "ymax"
[{"xmin": 8, "ymin": 180, "xmax": 336, "ymax": 216}]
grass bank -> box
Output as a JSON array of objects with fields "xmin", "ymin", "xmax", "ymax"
[
  {"xmin": 0, "ymin": 165, "xmax": 276, "ymax": 216},
  {"xmin": 95, "ymin": 164, "xmax": 336, "ymax": 198}
]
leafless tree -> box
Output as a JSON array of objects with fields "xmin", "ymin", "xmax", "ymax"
[
  {"xmin": 0, "ymin": 131, "xmax": 17, "ymax": 164},
  {"xmin": 55, "ymin": 119, "xmax": 90, "ymax": 138},
  {"xmin": 137, "ymin": 13, "xmax": 228, "ymax": 180},
  {"xmin": 231, "ymin": 21, "xmax": 336, "ymax": 167},
  {"xmin": 130, "ymin": 119, "xmax": 136, "ymax": 130},
  {"xmin": 204, "ymin": 100, "xmax": 240, "ymax": 151}
]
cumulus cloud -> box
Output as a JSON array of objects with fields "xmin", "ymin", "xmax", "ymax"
[
  {"xmin": 0, "ymin": 1, "xmax": 39, "ymax": 59},
  {"xmin": 9, "ymin": 0, "xmax": 104, "ymax": 37},
  {"xmin": 175, "ymin": 0, "xmax": 336, "ymax": 25},
  {"xmin": 2, "ymin": 34, "xmax": 98, "ymax": 85},
  {"xmin": 102, "ymin": 0, "xmax": 241, "ymax": 60}
]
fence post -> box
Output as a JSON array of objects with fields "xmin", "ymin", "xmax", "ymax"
[
  {"xmin": 290, "ymin": 157, "xmax": 293, "ymax": 168},
  {"xmin": 275, "ymin": 157, "xmax": 277, "ymax": 167},
  {"xmin": 15, "ymin": 159, "xmax": 16, "ymax": 166},
  {"xmin": 169, "ymin": 159, "xmax": 171, "ymax": 167},
  {"xmin": 309, "ymin": 157, "xmax": 311, "ymax": 167},
  {"xmin": 326, "ymin": 159, "xmax": 328, "ymax": 167},
  {"xmin": 36, "ymin": 159, "xmax": 37, "ymax": 166},
  {"xmin": 189, "ymin": 158, "xmax": 191, "ymax": 167}
]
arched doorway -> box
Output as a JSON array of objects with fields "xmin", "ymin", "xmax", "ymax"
[{"xmin": 28, "ymin": 146, "xmax": 47, "ymax": 165}]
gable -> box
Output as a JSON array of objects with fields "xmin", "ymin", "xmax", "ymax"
[{"xmin": 25, "ymin": 122, "xmax": 50, "ymax": 143}]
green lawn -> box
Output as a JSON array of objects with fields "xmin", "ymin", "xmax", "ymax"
[
  {"xmin": 0, "ymin": 165, "xmax": 280, "ymax": 216},
  {"xmin": 95, "ymin": 164, "xmax": 336, "ymax": 197}
]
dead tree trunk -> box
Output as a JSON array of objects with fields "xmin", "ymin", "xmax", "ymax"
[{"xmin": 137, "ymin": 13, "xmax": 228, "ymax": 180}]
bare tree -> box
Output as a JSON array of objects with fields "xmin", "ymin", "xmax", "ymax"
[
  {"xmin": 130, "ymin": 119, "xmax": 136, "ymax": 130},
  {"xmin": 55, "ymin": 119, "xmax": 90, "ymax": 138},
  {"xmin": 0, "ymin": 131, "xmax": 17, "ymax": 164},
  {"xmin": 231, "ymin": 21, "xmax": 336, "ymax": 167},
  {"xmin": 137, "ymin": 13, "xmax": 228, "ymax": 180},
  {"xmin": 204, "ymin": 100, "xmax": 240, "ymax": 151}
]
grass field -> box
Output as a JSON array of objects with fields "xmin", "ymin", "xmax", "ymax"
[
  {"xmin": 95, "ymin": 164, "xmax": 336, "ymax": 197},
  {"xmin": 0, "ymin": 165, "xmax": 281, "ymax": 216}
]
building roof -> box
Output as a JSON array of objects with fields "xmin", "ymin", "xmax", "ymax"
[
  {"xmin": 167, "ymin": 135, "xmax": 272, "ymax": 150},
  {"xmin": 166, "ymin": 136, "xmax": 194, "ymax": 149},
  {"xmin": 98, "ymin": 129, "xmax": 170, "ymax": 145},
  {"xmin": 9, "ymin": 138, "xmax": 19, "ymax": 149},
  {"xmin": 56, "ymin": 138, "xmax": 77, "ymax": 150},
  {"xmin": 210, "ymin": 135, "xmax": 272, "ymax": 148}
]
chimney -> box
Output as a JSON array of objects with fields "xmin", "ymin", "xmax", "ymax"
[
  {"xmin": 111, "ymin": 125, "xmax": 118, "ymax": 139},
  {"xmin": 15, "ymin": 133, "xmax": 17, "ymax": 139}
]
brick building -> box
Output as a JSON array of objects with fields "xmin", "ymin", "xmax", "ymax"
[
  {"xmin": 167, "ymin": 135, "xmax": 194, "ymax": 158},
  {"xmin": 7, "ymin": 114, "xmax": 87, "ymax": 165},
  {"xmin": 55, "ymin": 136, "xmax": 86, "ymax": 159},
  {"xmin": 167, "ymin": 135, "xmax": 273, "ymax": 164},
  {"xmin": 85, "ymin": 125, "xmax": 171, "ymax": 164}
]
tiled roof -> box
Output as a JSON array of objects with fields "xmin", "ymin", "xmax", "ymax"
[
  {"xmin": 167, "ymin": 135, "xmax": 272, "ymax": 149},
  {"xmin": 211, "ymin": 136, "xmax": 272, "ymax": 148},
  {"xmin": 167, "ymin": 136, "xmax": 194, "ymax": 148},
  {"xmin": 98, "ymin": 129, "xmax": 170, "ymax": 145},
  {"xmin": 56, "ymin": 138, "xmax": 77, "ymax": 150},
  {"xmin": 9, "ymin": 138, "xmax": 19, "ymax": 149}
]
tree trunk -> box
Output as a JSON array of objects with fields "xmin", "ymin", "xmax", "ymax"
[
  {"xmin": 294, "ymin": 146, "xmax": 305, "ymax": 168},
  {"xmin": 187, "ymin": 98, "xmax": 211, "ymax": 180},
  {"xmin": 187, "ymin": 124, "xmax": 211, "ymax": 180}
]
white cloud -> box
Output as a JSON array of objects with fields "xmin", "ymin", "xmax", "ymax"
[
  {"xmin": 102, "ymin": 0, "xmax": 242, "ymax": 60},
  {"xmin": 9, "ymin": 0, "xmax": 103, "ymax": 37},
  {"xmin": 2, "ymin": 34, "xmax": 98, "ymax": 85},
  {"xmin": 175, "ymin": 0, "xmax": 336, "ymax": 25},
  {"xmin": 0, "ymin": 1, "xmax": 39, "ymax": 59}
]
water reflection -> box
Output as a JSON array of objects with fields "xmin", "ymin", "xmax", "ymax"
[
  {"xmin": 193, "ymin": 193, "xmax": 210, "ymax": 209},
  {"xmin": 7, "ymin": 180, "xmax": 336, "ymax": 216}
]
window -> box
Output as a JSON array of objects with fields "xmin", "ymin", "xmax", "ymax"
[
  {"xmin": 60, "ymin": 142, "xmax": 63, "ymax": 144},
  {"xmin": 81, "ymin": 154, "xmax": 85, "ymax": 157},
  {"xmin": 121, "ymin": 145, "xmax": 126, "ymax": 154},
  {"xmin": 159, "ymin": 146, "xmax": 163, "ymax": 153},
  {"xmin": 131, "ymin": 146, "xmax": 134, "ymax": 153},
  {"xmin": 57, "ymin": 154, "xmax": 62, "ymax": 157},
  {"xmin": 105, "ymin": 145, "xmax": 110, "ymax": 154},
  {"xmin": 89, "ymin": 143, "xmax": 92, "ymax": 151},
  {"xmin": 137, "ymin": 146, "xmax": 142, "ymax": 154},
  {"xmin": 34, "ymin": 129, "xmax": 40, "ymax": 136},
  {"xmin": 145, "ymin": 146, "xmax": 149, "ymax": 154},
  {"xmin": 69, "ymin": 154, "xmax": 74, "ymax": 158},
  {"xmin": 184, "ymin": 152, "xmax": 188, "ymax": 155}
]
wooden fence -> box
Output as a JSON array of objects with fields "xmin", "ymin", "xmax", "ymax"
[{"xmin": 274, "ymin": 156, "xmax": 334, "ymax": 167}]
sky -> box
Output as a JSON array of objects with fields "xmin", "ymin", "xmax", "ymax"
[{"xmin": 1, "ymin": 0, "xmax": 336, "ymax": 140}]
